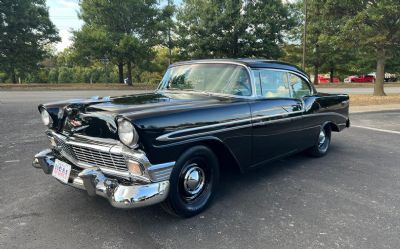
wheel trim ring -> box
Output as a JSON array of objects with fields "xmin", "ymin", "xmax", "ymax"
[
  {"xmin": 318, "ymin": 130, "xmax": 326, "ymax": 147},
  {"xmin": 180, "ymin": 163, "xmax": 206, "ymax": 200},
  {"xmin": 318, "ymin": 128, "xmax": 329, "ymax": 152}
]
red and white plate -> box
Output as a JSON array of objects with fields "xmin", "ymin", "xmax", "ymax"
[{"xmin": 52, "ymin": 159, "xmax": 71, "ymax": 184}]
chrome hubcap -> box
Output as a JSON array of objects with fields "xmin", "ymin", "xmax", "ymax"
[
  {"xmin": 318, "ymin": 130, "xmax": 326, "ymax": 147},
  {"xmin": 183, "ymin": 165, "xmax": 205, "ymax": 198}
]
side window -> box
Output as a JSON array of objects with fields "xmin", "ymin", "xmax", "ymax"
[
  {"xmin": 288, "ymin": 73, "xmax": 312, "ymax": 98},
  {"xmin": 253, "ymin": 71, "xmax": 262, "ymax": 96},
  {"xmin": 256, "ymin": 70, "xmax": 290, "ymax": 98}
]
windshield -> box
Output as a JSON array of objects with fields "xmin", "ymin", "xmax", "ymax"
[{"xmin": 158, "ymin": 64, "xmax": 252, "ymax": 96}]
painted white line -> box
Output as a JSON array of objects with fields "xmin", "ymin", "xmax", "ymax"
[
  {"xmin": 4, "ymin": 160, "xmax": 20, "ymax": 163},
  {"xmin": 352, "ymin": 125, "xmax": 400, "ymax": 135}
]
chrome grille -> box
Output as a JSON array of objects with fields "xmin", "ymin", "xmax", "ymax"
[
  {"xmin": 52, "ymin": 134, "xmax": 128, "ymax": 171},
  {"xmin": 71, "ymin": 144, "xmax": 127, "ymax": 171},
  {"xmin": 54, "ymin": 136, "xmax": 77, "ymax": 160},
  {"xmin": 70, "ymin": 135, "xmax": 118, "ymax": 147}
]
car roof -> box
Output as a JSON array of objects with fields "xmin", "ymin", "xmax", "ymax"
[{"xmin": 170, "ymin": 59, "xmax": 309, "ymax": 80}]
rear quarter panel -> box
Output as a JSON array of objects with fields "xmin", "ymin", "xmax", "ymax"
[{"xmin": 301, "ymin": 93, "xmax": 349, "ymax": 147}]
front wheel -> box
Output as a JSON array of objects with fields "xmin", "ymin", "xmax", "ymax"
[
  {"xmin": 307, "ymin": 125, "xmax": 331, "ymax": 157},
  {"xmin": 161, "ymin": 146, "xmax": 219, "ymax": 217}
]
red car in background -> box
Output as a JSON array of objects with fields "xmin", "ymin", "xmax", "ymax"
[
  {"xmin": 318, "ymin": 74, "xmax": 340, "ymax": 84},
  {"xmin": 344, "ymin": 75, "xmax": 375, "ymax": 83}
]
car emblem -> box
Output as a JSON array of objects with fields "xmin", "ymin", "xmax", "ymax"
[{"xmin": 70, "ymin": 119, "xmax": 82, "ymax": 127}]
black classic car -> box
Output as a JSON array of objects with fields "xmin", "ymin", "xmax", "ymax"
[{"xmin": 33, "ymin": 59, "xmax": 350, "ymax": 217}]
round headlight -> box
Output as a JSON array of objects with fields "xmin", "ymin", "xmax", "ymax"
[
  {"xmin": 118, "ymin": 120, "xmax": 138, "ymax": 147},
  {"xmin": 40, "ymin": 109, "xmax": 53, "ymax": 127}
]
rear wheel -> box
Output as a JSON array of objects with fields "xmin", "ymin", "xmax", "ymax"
[
  {"xmin": 161, "ymin": 146, "xmax": 219, "ymax": 218},
  {"xmin": 307, "ymin": 125, "xmax": 331, "ymax": 157}
]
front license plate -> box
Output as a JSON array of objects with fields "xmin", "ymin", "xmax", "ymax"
[{"xmin": 52, "ymin": 159, "xmax": 71, "ymax": 184}]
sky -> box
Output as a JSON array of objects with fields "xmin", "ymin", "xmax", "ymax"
[{"xmin": 47, "ymin": 0, "xmax": 82, "ymax": 52}]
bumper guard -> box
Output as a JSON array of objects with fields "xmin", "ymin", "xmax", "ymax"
[{"xmin": 32, "ymin": 149, "xmax": 170, "ymax": 209}]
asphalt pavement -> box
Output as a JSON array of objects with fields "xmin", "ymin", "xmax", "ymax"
[
  {"xmin": 317, "ymin": 86, "xmax": 400, "ymax": 94},
  {"xmin": 1, "ymin": 91, "xmax": 400, "ymax": 249}
]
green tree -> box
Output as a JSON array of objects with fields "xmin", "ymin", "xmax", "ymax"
[
  {"xmin": 159, "ymin": 0, "xmax": 176, "ymax": 64},
  {"xmin": 328, "ymin": 0, "xmax": 400, "ymax": 95},
  {"xmin": 75, "ymin": 0, "xmax": 160, "ymax": 85},
  {"xmin": 289, "ymin": 1, "xmax": 363, "ymax": 84},
  {"xmin": 176, "ymin": 0, "xmax": 294, "ymax": 59},
  {"xmin": 302, "ymin": 0, "xmax": 325, "ymax": 84},
  {"xmin": 0, "ymin": 0, "xmax": 60, "ymax": 83}
]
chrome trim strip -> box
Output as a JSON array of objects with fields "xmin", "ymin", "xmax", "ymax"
[
  {"xmin": 157, "ymin": 61, "xmax": 314, "ymax": 100},
  {"xmin": 156, "ymin": 110, "xmax": 305, "ymax": 142},
  {"xmin": 252, "ymin": 116, "xmax": 293, "ymax": 127},
  {"xmin": 147, "ymin": 162, "xmax": 175, "ymax": 182},
  {"xmin": 251, "ymin": 67, "xmax": 315, "ymax": 95},
  {"xmin": 157, "ymin": 61, "xmax": 258, "ymax": 99},
  {"xmin": 147, "ymin": 162, "xmax": 176, "ymax": 171},
  {"xmin": 70, "ymin": 134, "xmax": 119, "ymax": 145},
  {"xmin": 158, "ymin": 123, "xmax": 253, "ymax": 142},
  {"xmin": 156, "ymin": 109, "xmax": 347, "ymax": 142},
  {"xmin": 157, "ymin": 110, "xmax": 347, "ymax": 142},
  {"xmin": 304, "ymin": 112, "xmax": 349, "ymax": 120}
]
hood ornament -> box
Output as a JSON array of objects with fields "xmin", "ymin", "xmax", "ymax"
[
  {"xmin": 69, "ymin": 118, "xmax": 89, "ymax": 133},
  {"xmin": 70, "ymin": 119, "xmax": 82, "ymax": 127}
]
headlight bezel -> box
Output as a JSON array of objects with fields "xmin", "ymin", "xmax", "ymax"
[
  {"xmin": 40, "ymin": 108, "xmax": 53, "ymax": 127},
  {"xmin": 117, "ymin": 118, "xmax": 139, "ymax": 148}
]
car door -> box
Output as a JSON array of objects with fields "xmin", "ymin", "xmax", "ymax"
[
  {"xmin": 250, "ymin": 69, "xmax": 305, "ymax": 166},
  {"xmin": 287, "ymin": 72, "xmax": 316, "ymax": 150}
]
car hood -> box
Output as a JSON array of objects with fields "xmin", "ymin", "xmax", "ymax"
[
  {"xmin": 85, "ymin": 92, "xmax": 226, "ymax": 115},
  {"xmin": 44, "ymin": 91, "xmax": 245, "ymax": 139}
]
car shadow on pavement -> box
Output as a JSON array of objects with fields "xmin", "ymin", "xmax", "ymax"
[{"xmin": 54, "ymin": 144, "xmax": 342, "ymax": 226}]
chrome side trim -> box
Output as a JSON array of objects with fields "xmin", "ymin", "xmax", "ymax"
[
  {"xmin": 147, "ymin": 162, "xmax": 175, "ymax": 182},
  {"xmin": 252, "ymin": 116, "xmax": 293, "ymax": 127},
  {"xmin": 303, "ymin": 112, "xmax": 349, "ymax": 120},
  {"xmin": 156, "ymin": 110, "xmax": 304, "ymax": 142},
  {"xmin": 156, "ymin": 109, "xmax": 347, "ymax": 142}
]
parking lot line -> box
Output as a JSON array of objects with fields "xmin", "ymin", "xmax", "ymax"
[{"xmin": 352, "ymin": 125, "xmax": 400, "ymax": 135}]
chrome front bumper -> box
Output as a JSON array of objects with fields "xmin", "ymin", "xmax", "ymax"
[{"xmin": 32, "ymin": 149, "xmax": 170, "ymax": 209}]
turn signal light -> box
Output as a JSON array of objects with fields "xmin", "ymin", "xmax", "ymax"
[
  {"xmin": 49, "ymin": 137, "xmax": 57, "ymax": 148},
  {"xmin": 127, "ymin": 160, "xmax": 143, "ymax": 176}
]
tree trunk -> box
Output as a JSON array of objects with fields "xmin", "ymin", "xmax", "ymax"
[
  {"xmin": 127, "ymin": 61, "xmax": 133, "ymax": 86},
  {"xmin": 313, "ymin": 65, "xmax": 319, "ymax": 85},
  {"xmin": 330, "ymin": 67, "xmax": 334, "ymax": 83},
  {"xmin": 11, "ymin": 68, "xmax": 17, "ymax": 84},
  {"xmin": 135, "ymin": 71, "xmax": 141, "ymax": 83},
  {"xmin": 374, "ymin": 47, "xmax": 386, "ymax": 96},
  {"xmin": 118, "ymin": 62, "xmax": 124, "ymax": 84}
]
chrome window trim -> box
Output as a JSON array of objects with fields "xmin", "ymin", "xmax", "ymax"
[
  {"xmin": 156, "ymin": 61, "xmax": 258, "ymax": 99},
  {"xmin": 251, "ymin": 68, "xmax": 315, "ymax": 98}
]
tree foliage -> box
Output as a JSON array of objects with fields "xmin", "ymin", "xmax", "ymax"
[
  {"xmin": 1, "ymin": 0, "xmax": 400, "ymax": 97},
  {"xmin": 176, "ymin": 0, "xmax": 294, "ymax": 59},
  {"xmin": 74, "ymin": 0, "xmax": 161, "ymax": 85},
  {"xmin": 325, "ymin": 0, "xmax": 400, "ymax": 95},
  {"xmin": 0, "ymin": 0, "xmax": 60, "ymax": 83}
]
